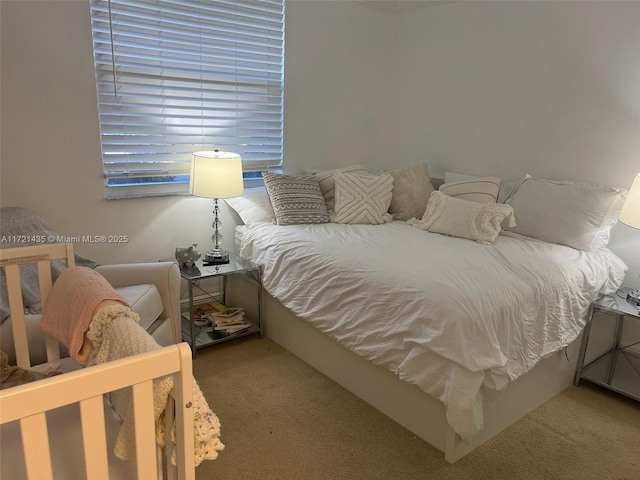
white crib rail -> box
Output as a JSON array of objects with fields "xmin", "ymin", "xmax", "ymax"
[
  {"xmin": 0, "ymin": 343, "xmax": 195, "ymax": 480},
  {"xmin": 0, "ymin": 243, "xmax": 196, "ymax": 479}
]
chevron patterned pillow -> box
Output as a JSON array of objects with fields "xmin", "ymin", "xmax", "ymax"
[
  {"xmin": 311, "ymin": 164, "xmax": 368, "ymax": 210},
  {"xmin": 330, "ymin": 171, "xmax": 394, "ymax": 225},
  {"xmin": 262, "ymin": 172, "xmax": 330, "ymax": 225}
]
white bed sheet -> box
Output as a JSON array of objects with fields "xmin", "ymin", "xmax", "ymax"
[{"xmin": 239, "ymin": 221, "xmax": 627, "ymax": 440}]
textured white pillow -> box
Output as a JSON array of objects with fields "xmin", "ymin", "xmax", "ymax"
[
  {"xmin": 387, "ymin": 163, "xmax": 434, "ymax": 220},
  {"xmin": 224, "ymin": 187, "xmax": 275, "ymax": 225},
  {"xmin": 262, "ymin": 173, "xmax": 330, "ymax": 225},
  {"xmin": 439, "ymin": 177, "xmax": 501, "ymax": 203},
  {"xmin": 408, "ymin": 191, "xmax": 516, "ymax": 244},
  {"xmin": 331, "ymin": 171, "xmax": 394, "ymax": 225},
  {"xmin": 312, "ymin": 164, "xmax": 368, "ymax": 210},
  {"xmin": 504, "ymin": 176, "xmax": 627, "ymax": 251}
]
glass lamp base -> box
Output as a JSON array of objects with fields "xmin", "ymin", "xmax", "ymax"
[
  {"xmin": 204, "ymin": 250, "xmax": 229, "ymax": 265},
  {"xmin": 627, "ymin": 289, "xmax": 640, "ymax": 307}
]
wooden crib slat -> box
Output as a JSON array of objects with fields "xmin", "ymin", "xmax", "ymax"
[
  {"xmin": 4, "ymin": 263, "xmax": 31, "ymax": 369},
  {"xmin": 20, "ymin": 413, "xmax": 54, "ymax": 480},
  {"xmin": 133, "ymin": 380, "xmax": 159, "ymax": 479},
  {"xmin": 80, "ymin": 395, "xmax": 109, "ymax": 480},
  {"xmin": 37, "ymin": 258, "xmax": 53, "ymax": 306},
  {"xmin": 173, "ymin": 346, "xmax": 196, "ymax": 480},
  {"xmin": 165, "ymin": 396, "xmax": 178, "ymax": 480},
  {"xmin": 157, "ymin": 443, "xmax": 165, "ymax": 480},
  {"xmin": 44, "ymin": 335, "xmax": 61, "ymax": 364},
  {"xmin": 65, "ymin": 243, "xmax": 76, "ymax": 268},
  {"xmin": 37, "ymin": 258, "xmax": 61, "ymax": 363}
]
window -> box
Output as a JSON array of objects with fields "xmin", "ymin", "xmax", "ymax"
[{"xmin": 89, "ymin": 0, "xmax": 285, "ymax": 199}]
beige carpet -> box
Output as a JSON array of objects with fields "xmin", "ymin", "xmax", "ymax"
[{"xmin": 192, "ymin": 336, "xmax": 640, "ymax": 480}]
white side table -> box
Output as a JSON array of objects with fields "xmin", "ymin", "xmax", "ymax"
[{"xmin": 574, "ymin": 288, "xmax": 640, "ymax": 401}]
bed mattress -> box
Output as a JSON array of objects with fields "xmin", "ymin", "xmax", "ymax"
[{"xmin": 238, "ymin": 221, "xmax": 627, "ymax": 440}]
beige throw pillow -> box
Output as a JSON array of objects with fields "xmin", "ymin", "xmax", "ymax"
[{"xmin": 388, "ymin": 164, "xmax": 435, "ymax": 221}]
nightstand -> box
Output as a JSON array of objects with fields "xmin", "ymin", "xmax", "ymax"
[
  {"xmin": 574, "ymin": 288, "xmax": 640, "ymax": 401},
  {"xmin": 178, "ymin": 252, "xmax": 263, "ymax": 358}
]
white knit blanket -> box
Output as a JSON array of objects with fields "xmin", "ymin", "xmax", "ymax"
[{"xmin": 86, "ymin": 304, "xmax": 224, "ymax": 466}]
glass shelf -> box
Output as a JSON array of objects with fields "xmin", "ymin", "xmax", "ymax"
[
  {"xmin": 181, "ymin": 314, "xmax": 262, "ymax": 348},
  {"xmin": 580, "ymin": 350, "xmax": 640, "ymax": 401}
]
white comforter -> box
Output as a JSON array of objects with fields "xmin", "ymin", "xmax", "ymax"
[{"xmin": 239, "ymin": 222, "xmax": 627, "ymax": 440}]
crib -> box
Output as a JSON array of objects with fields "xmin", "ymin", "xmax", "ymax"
[{"xmin": 0, "ymin": 243, "xmax": 196, "ymax": 479}]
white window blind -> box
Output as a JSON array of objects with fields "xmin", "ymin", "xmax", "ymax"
[{"xmin": 89, "ymin": 0, "xmax": 285, "ymax": 199}]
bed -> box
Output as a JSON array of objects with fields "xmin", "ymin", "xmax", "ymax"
[
  {"xmin": 0, "ymin": 243, "xmax": 223, "ymax": 479},
  {"xmin": 224, "ymin": 166, "xmax": 629, "ymax": 462}
]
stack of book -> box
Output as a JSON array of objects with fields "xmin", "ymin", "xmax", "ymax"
[{"xmin": 192, "ymin": 300, "xmax": 251, "ymax": 338}]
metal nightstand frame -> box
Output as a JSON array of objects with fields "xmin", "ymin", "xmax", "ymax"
[
  {"xmin": 574, "ymin": 288, "xmax": 640, "ymax": 401},
  {"xmin": 178, "ymin": 252, "xmax": 263, "ymax": 358}
]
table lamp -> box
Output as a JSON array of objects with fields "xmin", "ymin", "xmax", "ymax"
[
  {"xmin": 619, "ymin": 171, "xmax": 640, "ymax": 306},
  {"xmin": 190, "ymin": 150, "xmax": 244, "ymax": 264}
]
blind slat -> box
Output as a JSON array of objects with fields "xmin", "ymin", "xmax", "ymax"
[{"xmin": 90, "ymin": 0, "xmax": 285, "ymax": 198}]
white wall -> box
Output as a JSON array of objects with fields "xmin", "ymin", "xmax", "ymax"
[
  {"xmin": 283, "ymin": 1, "xmax": 398, "ymax": 173},
  {"xmin": 392, "ymin": 0, "xmax": 640, "ymax": 286},
  {"xmin": 395, "ymin": 1, "xmax": 640, "ymax": 184},
  {"xmin": 1, "ymin": 0, "xmax": 639, "ymax": 286}
]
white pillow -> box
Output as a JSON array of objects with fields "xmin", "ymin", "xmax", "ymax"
[
  {"xmin": 224, "ymin": 187, "xmax": 275, "ymax": 225},
  {"xmin": 331, "ymin": 171, "xmax": 394, "ymax": 225},
  {"xmin": 439, "ymin": 177, "xmax": 501, "ymax": 203},
  {"xmin": 444, "ymin": 171, "xmax": 518, "ymax": 204},
  {"xmin": 504, "ymin": 176, "xmax": 627, "ymax": 251},
  {"xmin": 408, "ymin": 191, "xmax": 515, "ymax": 244},
  {"xmin": 312, "ymin": 164, "xmax": 368, "ymax": 210}
]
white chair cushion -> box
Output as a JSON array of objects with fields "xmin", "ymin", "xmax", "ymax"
[{"xmin": 114, "ymin": 284, "xmax": 163, "ymax": 331}]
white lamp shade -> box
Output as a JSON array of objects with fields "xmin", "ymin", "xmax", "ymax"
[
  {"xmin": 190, "ymin": 151, "xmax": 244, "ymax": 199},
  {"xmin": 619, "ymin": 172, "xmax": 640, "ymax": 230}
]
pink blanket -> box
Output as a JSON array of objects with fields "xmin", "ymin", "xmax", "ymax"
[{"xmin": 40, "ymin": 267, "xmax": 128, "ymax": 362}]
